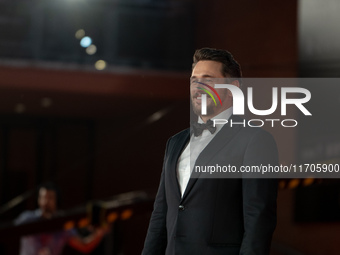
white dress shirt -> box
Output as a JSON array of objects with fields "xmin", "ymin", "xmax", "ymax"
[{"xmin": 177, "ymin": 108, "xmax": 233, "ymax": 196}]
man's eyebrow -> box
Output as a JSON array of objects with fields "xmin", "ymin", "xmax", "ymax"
[{"xmin": 190, "ymin": 75, "xmax": 214, "ymax": 78}]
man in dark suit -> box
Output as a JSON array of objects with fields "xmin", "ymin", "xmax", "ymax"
[{"xmin": 142, "ymin": 48, "xmax": 278, "ymax": 255}]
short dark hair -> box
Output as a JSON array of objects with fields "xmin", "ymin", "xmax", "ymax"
[
  {"xmin": 37, "ymin": 182, "xmax": 61, "ymax": 206},
  {"xmin": 192, "ymin": 48, "xmax": 242, "ymax": 78},
  {"xmin": 39, "ymin": 182, "xmax": 58, "ymax": 194}
]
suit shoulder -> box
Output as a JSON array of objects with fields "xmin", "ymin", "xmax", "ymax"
[
  {"xmin": 14, "ymin": 210, "xmax": 40, "ymax": 225},
  {"xmin": 238, "ymin": 125, "xmax": 277, "ymax": 148},
  {"xmin": 232, "ymin": 116, "xmax": 275, "ymax": 140},
  {"xmin": 169, "ymin": 128, "xmax": 190, "ymax": 141},
  {"xmin": 242, "ymin": 124, "xmax": 274, "ymax": 138},
  {"xmin": 163, "ymin": 128, "xmax": 190, "ymax": 153},
  {"xmin": 230, "ymin": 118, "xmax": 277, "ymax": 153}
]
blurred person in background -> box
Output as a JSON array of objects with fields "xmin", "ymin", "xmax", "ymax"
[{"xmin": 15, "ymin": 183, "xmax": 109, "ymax": 255}]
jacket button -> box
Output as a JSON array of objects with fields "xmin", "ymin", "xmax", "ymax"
[{"xmin": 178, "ymin": 205, "xmax": 185, "ymax": 211}]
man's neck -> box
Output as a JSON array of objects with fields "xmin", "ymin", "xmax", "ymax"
[{"xmin": 199, "ymin": 106, "xmax": 233, "ymax": 123}]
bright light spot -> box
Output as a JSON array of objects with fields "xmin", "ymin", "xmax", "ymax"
[
  {"xmin": 15, "ymin": 103, "xmax": 25, "ymax": 114},
  {"xmin": 146, "ymin": 107, "xmax": 171, "ymax": 124},
  {"xmin": 149, "ymin": 111, "xmax": 164, "ymax": 122},
  {"xmin": 75, "ymin": 29, "xmax": 85, "ymax": 39},
  {"xmin": 41, "ymin": 97, "xmax": 53, "ymax": 108},
  {"xmin": 86, "ymin": 44, "xmax": 97, "ymax": 55},
  {"xmin": 288, "ymin": 179, "xmax": 300, "ymax": 189},
  {"xmin": 95, "ymin": 60, "xmax": 107, "ymax": 70},
  {"xmin": 303, "ymin": 178, "xmax": 314, "ymax": 186},
  {"xmin": 80, "ymin": 36, "xmax": 92, "ymax": 48}
]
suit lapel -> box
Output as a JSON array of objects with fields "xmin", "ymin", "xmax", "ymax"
[
  {"xmin": 181, "ymin": 116, "xmax": 243, "ymax": 201},
  {"xmin": 168, "ymin": 129, "xmax": 190, "ymax": 200}
]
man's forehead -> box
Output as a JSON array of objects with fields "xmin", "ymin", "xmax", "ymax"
[
  {"xmin": 191, "ymin": 60, "xmax": 223, "ymax": 78},
  {"xmin": 39, "ymin": 188, "xmax": 56, "ymax": 196}
]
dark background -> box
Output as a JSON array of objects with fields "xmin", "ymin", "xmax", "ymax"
[{"xmin": 0, "ymin": 0, "xmax": 340, "ymax": 254}]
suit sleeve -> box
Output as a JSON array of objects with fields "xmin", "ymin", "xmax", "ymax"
[
  {"xmin": 141, "ymin": 139, "xmax": 170, "ymax": 255},
  {"xmin": 240, "ymin": 130, "xmax": 279, "ymax": 255}
]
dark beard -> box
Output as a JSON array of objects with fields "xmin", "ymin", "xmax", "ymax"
[{"xmin": 192, "ymin": 100, "xmax": 215, "ymax": 117}]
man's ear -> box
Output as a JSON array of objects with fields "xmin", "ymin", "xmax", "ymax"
[
  {"xmin": 231, "ymin": 79, "xmax": 240, "ymax": 88},
  {"xmin": 226, "ymin": 79, "xmax": 240, "ymax": 98}
]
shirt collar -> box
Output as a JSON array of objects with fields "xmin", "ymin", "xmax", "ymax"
[
  {"xmin": 197, "ymin": 107, "xmax": 233, "ymax": 135},
  {"xmin": 198, "ymin": 107, "xmax": 233, "ymax": 123}
]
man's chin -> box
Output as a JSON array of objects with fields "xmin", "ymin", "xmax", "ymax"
[
  {"xmin": 191, "ymin": 97, "xmax": 217, "ymax": 114},
  {"xmin": 192, "ymin": 106, "xmax": 201, "ymax": 116},
  {"xmin": 192, "ymin": 107, "xmax": 217, "ymax": 118}
]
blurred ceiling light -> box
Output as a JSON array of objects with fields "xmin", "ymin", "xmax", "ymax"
[
  {"xmin": 15, "ymin": 103, "xmax": 25, "ymax": 114},
  {"xmin": 41, "ymin": 97, "xmax": 53, "ymax": 108},
  {"xmin": 95, "ymin": 60, "xmax": 107, "ymax": 70},
  {"xmin": 86, "ymin": 44, "xmax": 97, "ymax": 55},
  {"xmin": 80, "ymin": 36, "xmax": 92, "ymax": 48},
  {"xmin": 145, "ymin": 106, "xmax": 173, "ymax": 125},
  {"xmin": 147, "ymin": 109, "xmax": 167, "ymax": 123},
  {"xmin": 303, "ymin": 178, "xmax": 314, "ymax": 186},
  {"xmin": 75, "ymin": 29, "xmax": 85, "ymax": 39},
  {"xmin": 288, "ymin": 179, "xmax": 300, "ymax": 189},
  {"xmin": 278, "ymin": 180, "xmax": 286, "ymax": 189}
]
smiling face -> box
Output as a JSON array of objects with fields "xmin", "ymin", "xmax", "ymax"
[{"xmin": 190, "ymin": 60, "xmax": 233, "ymax": 122}]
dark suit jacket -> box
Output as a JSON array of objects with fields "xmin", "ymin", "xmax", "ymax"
[{"xmin": 142, "ymin": 116, "xmax": 279, "ymax": 255}]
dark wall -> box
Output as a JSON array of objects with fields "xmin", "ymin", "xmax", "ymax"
[
  {"xmin": 194, "ymin": 0, "xmax": 298, "ymax": 77},
  {"xmin": 10, "ymin": 1, "xmax": 340, "ymax": 255}
]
